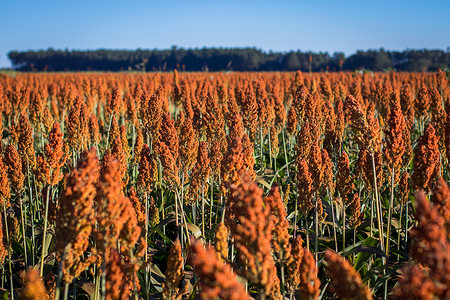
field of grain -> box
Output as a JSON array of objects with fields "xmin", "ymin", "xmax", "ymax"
[{"xmin": 0, "ymin": 70, "xmax": 449, "ymax": 299}]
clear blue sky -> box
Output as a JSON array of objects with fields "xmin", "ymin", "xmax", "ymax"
[{"xmin": 1, "ymin": 0, "xmax": 449, "ymax": 68}]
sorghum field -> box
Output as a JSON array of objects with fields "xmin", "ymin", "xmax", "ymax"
[{"xmin": 0, "ymin": 70, "xmax": 449, "ymax": 299}]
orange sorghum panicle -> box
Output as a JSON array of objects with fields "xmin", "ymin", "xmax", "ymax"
[
  {"xmin": 431, "ymin": 178, "xmax": 450, "ymax": 240},
  {"xmin": 286, "ymin": 235, "xmax": 304, "ymax": 292},
  {"xmin": 20, "ymin": 267, "xmax": 47, "ymax": 300},
  {"xmin": 55, "ymin": 148, "xmax": 99, "ymax": 283},
  {"xmin": 415, "ymin": 85, "xmax": 430, "ymax": 120},
  {"xmin": 128, "ymin": 186, "xmax": 145, "ymax": 227},
  {"xmin": 95, "ymin": 155, "xmax": 127, "ymax": 253},
  {"xmin": 190, "ymin": 239, "xmax": 249, "ymax": 300},
  {"xmin": 155, "ymin": 141, "xmax": 180, "ymax": 187},
  {"xmin": 337, "ymin": 151, "xmax": 353, "ymax": 199},
  {"xmin": 209, "ymin": 139, "xmax": 223, "ymax": 176},
  {"xmin": 286, "ymin": 107, "xmax": 298, "ymax": 136},
  {"xmin": 226, "ymin": 172, "xmax": 280, "ymax": 298},
  {"xmin": 117, "ymin": 195, "xmax": 142, "ymax": 254},
  {"xmin": 17, "ymin": 113, "xmax": 36, "ymax": 168},
  {"xmin": 384, "ymin": 93, "xmax": 407, "ymax": 179},
  {"xmin": 214, "ymin": 222, "xmax": 229, "ymax": 262},
  {"xmin": 66, "ymin": 96, "xmax": 88, "ymax": 152},
  {"xmin": 0, "ymin": 157, "xmax": 11, "ymax": 208},
  {"xmin": 178, "ymin": 115, "xmax": 199, "ymax": 174},
  {"xmin": 162, "ymin": 239, "xmax": 185, "ymax": 299},
  {"xmin": 324, "ymin": 250, "xmax": 372, "ymax": 300},
  {"xmin": 4, "ymin": 144, "xmax": 25, "ymax": 192},
  {"xmin": 321, "ymin": 149, "xmax": 335, "ymax": 193},
  {"xmin": 298, "ymin": 249, "xmax": 320, "ymax": 300},
  {"xmin": 132, "ymin": 128, "xmax": 144, "ymax": 167},
  {"xmin": 297, "ymin": 159, "xmax": 313, "ymax": 214},
  {"xmin": 412, "ymin": 124, "xmax": 440, "ymax": 192},
  {"xmin": 110, "ymin": 136, "xmax": 128, "ymax": 184},
  {"xmin": 265, "ymin": 184, "xmax": 291, "ymax": 261},
  {"xmin": 88, "ymin": 114, "xmax": 100, "ymax": 146},
  {"xmin": 45, "ymin": 122, "xmax": 66, "ymax": 185},
  {"xmin": 105, "ymin": 249, "xmax": 133, "ymax": 300},
  {"xmin": 137, "ymin": 144, "xmax": 154, "ymax": 192},
  {"xmin": 348, "ymin": 193, "xmax": 362, "ymax": 228},
  {"xmin": 159, "ymin": 113, "xmax": 179, "ymax": 162}
]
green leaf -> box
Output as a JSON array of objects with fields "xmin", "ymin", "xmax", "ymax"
[
  {"xmin": 354, "ymin": 237, "xmax": 382, "ymax": 272},
  {"xmin": 0, "ymin": 289, "xmax": 8, "ymax": 300}
]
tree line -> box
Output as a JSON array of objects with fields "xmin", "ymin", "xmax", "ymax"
[{"xmin": 7, "ymin": 47, "xmax": 450, "ymax": 72}]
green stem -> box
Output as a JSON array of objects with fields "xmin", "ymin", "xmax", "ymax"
[
  {"xmin": 282, "ymin": 130, "xmax": 290, "ymax": 178},
  {"xmin": 404, "ymin": 203, "xmax": 408, "ymax": 253},
  {"xmin": 144, "ymin": 192, "xmax": 149, "ymax": 297},
  {"xmin": 314, "ymin": 193, "xmax": 319, "ymax": 267},
  {"xmin": 371, "ymin": 153, "xmax": 385, "ymax": 257},
  {"xmin": 201, "ymin": 184, "xmax": 205, "ymax": 238},
  {"xmin": 19, "ymin": 196, "xmax": 28, "ymax": 267},
  {"xmin": 64, "ymin": 282, "xmax": 70, "ymax": 300},
  {"xmin": 40, "ymin": 184, "xmax": 51, "ymax": 276},
  {"xmin": 328, "ymin": 189, "xmax": 338, "ymax": 252},
  {"xmin": 209, "ymin": 175, "xmax": 214, "ymax": 230},
  {"xmin": 343, "ymin": 202, "xmax": 346, "ymax": 252},
  {"xmin": 386, "ymin": 168, "xmax": 395, "ymax": 259},
  {"xmin": 397, "ymin": 204, "xmax": 403, "ymax": 261},
  {"xmin": 3, "ymin": 205, "xmax": 14, "ymax": 300},
  {"xmin": 105, "ymin": 114, "xmax": 114, "ymax": 149}
]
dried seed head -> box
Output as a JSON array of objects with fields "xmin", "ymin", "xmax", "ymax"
[
  {"xmin": 105, "ymin": 249, "xmax": 137, "ymax": 300},
  {"xmin": 88, "ymin": 114, "xmax": 100, "ymax": 146},
  {"xmin": 415, "ymin": 86, "xmax": 430, "ymax": 120},
  {"xmin": 67, "ymin": 96, "xmax": 88, "ymax": 152},
  {"xmin": 348, "ymin": 193, "xmax": 363, "ymax": 228},
  {"xmin": 297, "ymin": 159, "xmax": 313, "ymax": 214},
  {"xmin": 155, "ymin": 141, "xmax": 180, "ymax": 187},
  {"xmin": 190, "ymin": 239, "xmax": 249, "ymax": 300},
  {"xmin": 286, "ymin": 107, "xmax": 298, "ymax": 136},
  {"xmin": 179, "ymin": 116, "xmax": 199, "ymax": 174},
  {"xmin": 337, "ymin": 152, "xmax": 354, "ymax": 200},
  {"xmin": 226, "ymin": 172, "xmax": 280, "ymax": 297},
  {"xmin": 17, "ymin": 113, "xmax": 36, "ymax": 168},
  {"xmin": 159, "ymin": 113, "xmax": 179, "ymax": 163},
  {"xmin": 56, "ymin": 148, "xmax": 99, "ymax": 283},
  {"xmin": 265, "ymin": 184, "xmax": 291, "ymax": 261},
  {"xmin": 308, "ymin": 142, "xmax": 323, "ymax": 192},
  {"xmin": 214, "ymin": 222, "xmax": 229, "ymax": 262},
  {"xmin": 132, "ymin": 128, "xmax": 144, "ymax": 167},
  {"xmin": 20, "ymin": 267, "xmax": 47, "ymax": 300},
  {"xmin": 0, "ymin": 157, "xmax": 11, "ymax": 208},
  {"xmin": 296, "ymin": 122, "xmax": 312, "ymax": 161},
  {"xmin": 95, "ymin": 155, "xmax": 125, "ymax": 253},
  {"xmin": 162, "ymin": 239, "xmax": 185, "ymax": 299},
  {"xmin": 321, "ymin": 149, "xmax": 335, "ymax": 194},
  {"xmin": 128, "ymin": 186, "xmax": 145, "ymax": 227},
  {"xmin": 384, "ymin": 93, "xmax": 407, "ymax": 175},
  {"xmin": 4, "ymin": 144, "xmax": 25, "ymax": 192},
  {"xmin": 298, "ymin": 249, "xmax": 320, "ymax": 300},
  {"xmin": 412, "ymin": 124, "xmax": 440, "ymax": 192},
  {"xmin": 209, "ymin": 139, "xmax": 223, "ymax": 176},
  {"xmin": 324, "ymin": 250, "xmax": 372, "ymax": 300},
  {"xmin": 45, "ymin": 122, "xmax": 66, "ymax": 185},
  {"xmin": 431, "ymin": 178, "xmax": 450, "ymax": 240},
  {"xmin": 286, "ymin": 235, "xmax": 304, "ymax": 291}
]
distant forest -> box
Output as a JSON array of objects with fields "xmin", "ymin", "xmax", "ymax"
[{"xmin": 7, "ymin": 47, "xmax": 450, "ymax": 72}]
